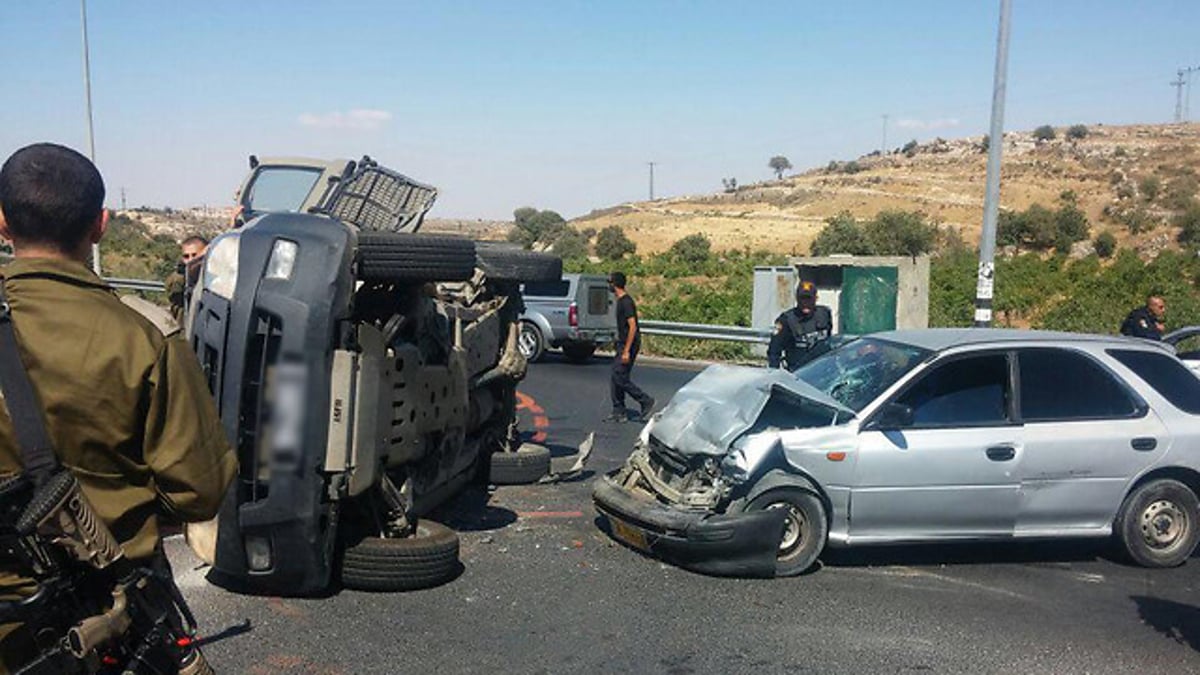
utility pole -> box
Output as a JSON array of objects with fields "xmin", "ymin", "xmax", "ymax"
[
  {"xmin": 974, "ymin": 0, "xmax": 1012, "ymax": 328},
  {"xmin": 1181, "ymin": 66, "xmax": 1200, "ymax": 121},
  {"xmin": 80, "ymin": 0, "xmax": 101, "ymax": 275},
  {"xmin": 881, "ymin": 114, "xmax": 888, "ymax": 154},
  {"xmin": 1172, "ymin": 69, "xmax": 1186, "ymax": 123},
  {"xmin": 120, "ymin": 186, "xmax": 126, "ymax": 211},
  {"xmin": 647, "ymin": 161, "xmax": 656, "ymax": 201}
]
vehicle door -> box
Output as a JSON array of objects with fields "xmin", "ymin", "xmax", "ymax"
[
  {"xmin": 851, "ymin": 351, "xmax": 1022, "ymax": 540},
  {"xmin": 574, "ymin": 277, "xmax": 616, "ymax": 338},
  {"xmin": 1014, "ymin": 347, "xmax": 1167, "ymax": 534}
]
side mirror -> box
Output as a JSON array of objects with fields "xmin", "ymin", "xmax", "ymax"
[{"xmin": 872, "ymin": 402, "xmax": 914, "ymax": 430}]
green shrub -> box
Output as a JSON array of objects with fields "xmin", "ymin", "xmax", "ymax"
[
  {"xmin": 595, "ymin": 225, "xmax": 636, "ymax": 260},
  {"xmin": 1177, "ymin": 204, "xmax": 1200, "ymax": 250},
  {"xmin": 810, "ymin": 212, "xmax": 871, "ymax": 256},
  {"xmin": 1066, "ymin": 124, "xmax": 1088, "ymax": 140},
  {"xmin": 1094, "ymin": 231, "xmax": 1116, "ymax": 258},
  {"xmin": 1140, "ymin": 176, "xmax": 1161, "ymax": 202},
  {"xmin": 1033, "ymin": 125, "xmax": 1056, "ymax": 142},
  {"xmin": 668, "ymin": 233, "xmax": 713, "ymax": 264},
  {"xmin": 902, "ymin": 140, "xmax": 919, "ymax": 157}
]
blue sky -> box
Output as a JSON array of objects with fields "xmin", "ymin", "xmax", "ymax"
[{"xmin": 1, "ymin": 1, "xmax": 1197, "ymax": 219}]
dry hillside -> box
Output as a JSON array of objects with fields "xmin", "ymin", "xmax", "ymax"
[{"xmin": 573, "ymin": 123, "xmax": 1200, "ymax": 256}]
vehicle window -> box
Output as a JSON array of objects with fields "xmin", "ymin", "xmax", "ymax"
[
  {"xmin": 587, "ymin": 286, "xmax": 609, "ymax": 314},
  {"xmin": 1170, "ymin": 334, "xmax": 1200, "ymax": 360},
  {"xmin": 522, "ymin": 280, "xmax": 570, "ymax": 297},
  {"xmin": 1019, "ymin": 349, "xmax": 1140, "ymax": 421},
  {"xmin": 247, "ymin": 168, "xmax": 323, "ymax": 213},
  {"xmin": 795, "ymin": 337, "xmax": 930, "ymax": 412},
  {"xmin": 895, "ymin": 354, "xmax": 1009, "ymax": 427},
  {"xmin": 1108, "ymin": 349, "xmax": 1200, "ymax": 414}
]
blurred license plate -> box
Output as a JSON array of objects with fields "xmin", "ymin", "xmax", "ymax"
[{"xmin": 609, "ymin": 517, "xmax": 648, "ymax": 551}]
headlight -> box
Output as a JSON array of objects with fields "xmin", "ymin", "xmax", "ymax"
[
  {"xmin": 203, "ymin": 232, "xmax": 241, "ymax": 300},
  {"xmin": 264, "ymin": 239, "xmax": 298, "ymax": 280}
]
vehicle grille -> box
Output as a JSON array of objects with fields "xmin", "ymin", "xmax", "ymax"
[
  {"xmin": 647, "ymin": 436, "xmax": 692, "ymax": 478},
  {"xmin": 238, "ymin": 311, "xmax": 283, "ymax": 503}
]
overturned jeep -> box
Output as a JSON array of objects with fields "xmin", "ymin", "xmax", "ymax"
[{"xmin": 186, "ymin": 156, "xmax": 561, "ymax": 594}]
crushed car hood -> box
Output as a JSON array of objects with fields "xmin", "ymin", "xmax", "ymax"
[{"xmin": 649, "ymin": 364, "xmax": 854, "ymax": 458}]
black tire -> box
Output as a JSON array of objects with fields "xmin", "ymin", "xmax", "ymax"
[
  {"xmin": 356, "ymin": 232, "xmax": 476, "ymax": 282},
  {"xmin": 746, "ymin": 488, "xmax": 828, "ymax": 577},
  {"xmin": 1116, "ymin": 478, "xmax": 1200, "ymax": 568},
  {"xmin": 489, "ymin": 444, "xmax": 551, "ymax": 485},
  {"xmin": 341, "ymin": 520, "xmax": 461, "ymax": 592},
  {"xmin": 475, "ymin": 242, "xmax": 562, "ymax": 282},
  {"xmin": 518, "ymin": 321, "xmax": 545, "ymax": 362},
  {"xmin": 562, "ymin": 342, "xmax": 597, "ymax": 363}
]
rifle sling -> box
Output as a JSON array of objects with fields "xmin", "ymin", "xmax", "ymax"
[{"xmin": 0, "ymin": 281, "xmax": 59, "ymax": 486}]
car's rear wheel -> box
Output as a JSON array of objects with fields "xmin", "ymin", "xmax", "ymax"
[
  {"xmin": 474, "ymin": 242, "xmax": 562, "ymax": 282},
  {"xmin": 489, "ymin": 443, "xmax": 551, "ymax": 485},
  {"xmin": 1117, "ymin": 478, "xmax": 1200, "ymax": 568},
  {"xmin": 518, "ymin": 321, "xmax": 545, "ymax": 362},
  {"xmin": 562, "ymin": 342, "xmax": 596, "ymax": 363},
  {"xmin": 747, "ymin": 489, "xmax": 827, "ymax": 577},
  {"xmin": 357, "ymin": 232, "xmax": 477, "ymax": 282},
  {"xmin": 341, "ymin": 520, "xmax": 461, "ymax": 592}
]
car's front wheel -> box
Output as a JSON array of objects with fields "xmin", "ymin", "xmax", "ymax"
[
  {"xmin": 747, "ymin": 489, "xmax": 828, "ymax": 577},
  {"xmin": 1117, "ymin": 478, "xmax": 1200, "ymax": 568}
]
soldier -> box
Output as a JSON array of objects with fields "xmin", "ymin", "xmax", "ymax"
[
  {"xmin": 165, "ymin": 235, "xmax": 207, "ymax": 322},
  {"xmin": 767, "ymin": 280, "xmax": 834, "ymax": 371},
  {"xmin": 0, "ymin": 143, "xmax": 235, "ymax": 672},
  {"xmin": 1120, "ymin": 295, "xmax": 1166, "ymax": 341}
]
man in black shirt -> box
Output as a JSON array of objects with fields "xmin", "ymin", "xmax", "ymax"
[
  {"xmin": 1120, "ymin": 295, "xmax": 1166, "ymax": 340},
  {"xmin": 605, "ymin": 271, "xmax": 654, "ymax": 423},
  {"xmin": 767, "ymin": 280, "xmax": 834, "ymax": 371}
]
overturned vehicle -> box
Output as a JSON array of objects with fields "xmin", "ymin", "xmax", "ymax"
[
  {"xmin": 595, "ymin": 330, "xmax": 1200, "ymax": 577},
  {"xmin": 185, "ymin": 156, "xmax": 562, "ymax": 594}
]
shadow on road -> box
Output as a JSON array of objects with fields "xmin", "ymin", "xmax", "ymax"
[
  {"xmin": 437, "ymin": 485, "xmax": 519, "ymax": 532},
  {"xmin": 196, "ymin": 619, "xmax": 254, "ymax": 648},
  {"xmin": 1131, "ymin": 595, "xmax": 1200, "ymax": 652},
  {"xmin": 821, "ymin": 539, "xmax": 1114, "ymax": 568}
]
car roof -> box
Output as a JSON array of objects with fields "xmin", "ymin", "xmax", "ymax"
[{"xmin": 870, "ymin": 327, "xmax": 1174, "ymax": 354}]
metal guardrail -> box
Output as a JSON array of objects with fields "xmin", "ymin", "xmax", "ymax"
[
  {"xmin": 640, "ymin": 320, "xmax": 771, "ymax": 344},
  {"xmin": 105, "ymin": 277, "xmax": 166, "ymax": 292}
]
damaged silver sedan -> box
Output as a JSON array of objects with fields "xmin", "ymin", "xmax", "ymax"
[{"xmin": 594, "ymin": 329, "xmax": 1200, "ymax": 577}]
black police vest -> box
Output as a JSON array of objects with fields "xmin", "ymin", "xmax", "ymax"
[{"xmin": 784, "ymin": 306, "xmax": 832, "ymax": 366}]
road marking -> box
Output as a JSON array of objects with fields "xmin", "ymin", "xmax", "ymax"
[
  {"xmin": 518, "ymin": 510, "xmax": 584, "ymax": 518},
  {"xmin": 849, "ymin": 566, "xmax": 1032, "ymax": 601},
  {"xmin": 515, "ymin": 391, "xmax": 544, "ymax": 415},
  {"xmin": 517, "ymin": 390, "xmax": 550, "ymax": 443}
]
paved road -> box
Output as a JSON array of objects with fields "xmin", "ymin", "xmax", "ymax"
[{"xmin": 175, "ymin": 353, "xmax": 1200, "ymax": 674}]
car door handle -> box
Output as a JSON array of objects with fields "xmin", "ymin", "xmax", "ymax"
[
  {"xmin": 1131, "ymin": 437, "xmax": 1158, "ymax": 452},
  {"xmin": 986, "ymin": 445, "xmax": 1016, "ymax": 461}
]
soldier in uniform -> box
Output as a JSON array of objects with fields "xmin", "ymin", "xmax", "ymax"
[
  {"xmin": 165, "ymin": 235, "xmax": 207, "ymax": 322},
  {"xmin": 0, "ymin": 143, "xmax": 236, "ymax": 672},
  {"xmin": 1120, "ymin": 295, "xmax": 1166, "ymax": 341},
  {"xmin": 767, "ymin": 280, "xmax": 834, "ymax": 371}
]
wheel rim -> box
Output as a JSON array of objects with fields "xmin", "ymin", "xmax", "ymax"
[
  {"xmin": 1140, "ymin": 499, "xmax": 1188, "ymax": 551},
  {"xmin": 766, "ymin": 502, "xmax": 808, "ymax": 558},
  {"xmin": 517, "ymin": 326, "xmax": 538, "ymax": 359}
]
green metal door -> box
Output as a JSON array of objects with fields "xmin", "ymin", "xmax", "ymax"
[{"xmin": 839, "ymin": 266, "xmax": 898, "ymax": 334}]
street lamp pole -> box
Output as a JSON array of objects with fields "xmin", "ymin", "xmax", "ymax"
[
  {"xmin": 974, "ymin": 0, "xmax": 1012, "ymax": 327},
  {"xmin": 80, "ymin": 0, "xmax": 102, "ymax": 275}
]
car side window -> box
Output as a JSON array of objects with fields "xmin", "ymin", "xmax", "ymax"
[
  {"xmin": 1019, "ymin": 348, "xmax": 1140, "ymax": 421},
  {"xmin": 895, "ymin": 354, "xmax": 1009, "ymax": 427}
]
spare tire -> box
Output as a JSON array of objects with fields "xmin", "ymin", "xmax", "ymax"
[
  {"xmin": 489, "ymin": 443, "xmax": 552, "ymax": 485},
  {"xmin": 341, "ymin": 520, "xmax": 461, "ymax": 592},
  {"xmin": 475, "ymin": 243, "xmax": 562, "ymax": 282},
  {"xmin": 357, "ymin": 232, "xmax": 476, "ymax": 282}
]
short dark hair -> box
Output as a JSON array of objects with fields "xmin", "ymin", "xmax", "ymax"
[
  {"xmin": 608, "ymin": 271, "xmax": 627, "ymax": 289},
  {"xmin": 182, "ymin": 235, "xmax": 209, "ymax": 247},
  {"xmin": 0, "ymin": 143, "xmax": 105, "ymax": 252}
]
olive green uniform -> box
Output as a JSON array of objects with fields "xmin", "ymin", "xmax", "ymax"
[{"xmin": 0, "ymin": 258, "xmax": 235, "ymax": 672}]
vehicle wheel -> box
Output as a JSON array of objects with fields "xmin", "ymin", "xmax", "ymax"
[
  {"xmin": 746, "ymin": 489, "xmax": 828, "ymax": 577},
  {"xmin": 489, "ymin": 443, "xmax": 551, "ymax": 485},
  {"xmin": 517, "ymin": 321, "xmax": 545, "ymax": 362},
  {"xmin": 475, "ymin": 242, "xmax": 562, "ymax": 282},
  {"xmin": 562, "ymin": 342, "xmax": 596, "ymax": 363},
  {"xmin": 357, "ymin": 232, "xmax": 476, "ymax": 282},
  {"xmin": 1116, "ymin": 478, "xmax": 1200, "ymax": 568},
  {"xmin": 341, "ymin": 520, "xmax": 461, "ymax": 591}
]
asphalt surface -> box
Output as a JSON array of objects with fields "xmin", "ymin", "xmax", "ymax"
[{"xmin": 173, "ymin": 352, "xmax": 1200, "ymax": 674}]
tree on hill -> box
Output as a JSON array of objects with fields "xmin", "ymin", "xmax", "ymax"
[
  {"xmin": 508, "ymin": 207, "xmax": 566, "ymax": 248},
  {"xmin": 1067, "ymin": 124, "xmax": 1088, "ymax": 140},
  {"xmin": 811, "ymin": 212, "xmax": 871, "ymax": 256},
  {"xmin": 669, "ymin": 233, "xmax": 712, "ymax": 264},
  {"xmin": 552, "ymin": 226, "xmax": 590, "ymax": 260},
  {"xmin": 810, "ymin": 210, "xmax": 937, "ymax": 257},
  {"xmin": 902, "ymin": 140, "xmax": 919, "ymax": 157},
  {"xmin": 768, "ymin": 155, "xmax": 793, "ymax": 180},
  {"xmin": 1033, "ymin": 125, "xmax": 1056, "ymax": 142},
  {"xmin": 595, "ymin": 225, "xmax": 636, "ymax": 260}
]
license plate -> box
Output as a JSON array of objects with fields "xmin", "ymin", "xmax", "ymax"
[{"xmin": 609, "ymin": 517, "xmax": 649, "ymax": 551}]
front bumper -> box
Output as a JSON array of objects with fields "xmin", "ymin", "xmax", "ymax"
[{"xmin": 592, "ymin": 475, "xmax": 786, "ymax": 577}]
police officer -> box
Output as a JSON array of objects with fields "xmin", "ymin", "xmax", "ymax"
[
  {"xmin": 1120, "ymin": 295, "xmax": 1166, "ymax": 341},
  {"xmin": 767, "ymin": 280, "xmax": 834, "ymax": 371},
  {"xmin": 0, "ymin": 143, "xmax": 236, "ymax": 672}
]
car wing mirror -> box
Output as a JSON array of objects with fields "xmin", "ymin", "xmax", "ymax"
[{"xmin": 871, "ymin": 402, "xmax": 914, "ymax": 430}]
